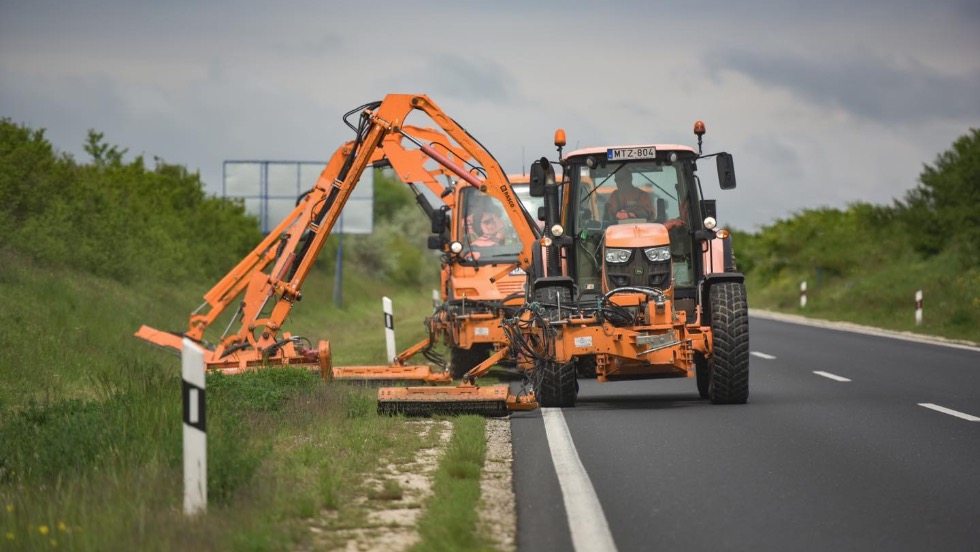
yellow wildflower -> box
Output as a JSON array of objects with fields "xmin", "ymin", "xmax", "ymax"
[
  {"xmin": 5, "ymin": 504, "xmax": 12, "ymax": 513},
  {"xmin": 58, "ymin": 521, "xmax": 68, "ymax": 532},
  {"xmin": 5, "ymin": 532, "xmax": 14, "ymax": 540},
  {"xmin": 39, "ymin": 525, "xmax": 49, "ymax": 535}
]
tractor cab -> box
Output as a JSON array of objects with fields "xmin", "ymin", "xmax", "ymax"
[
  {"xmin": 529, "ymin": 124, "xmax": 739, "ymax": 326},
  {"xmin": 562, "ymin": 146, "xmax": 702, "ymax": 298}
]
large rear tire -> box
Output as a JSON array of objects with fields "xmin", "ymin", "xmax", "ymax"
[
  {"xmin": 533, "ymin": 361, "xmax": 578, "ymax": 407},
  {"xmin": 708, "ymin": 282, "xmax": 749, "ymax": 404},
  {"xmin": 449, "ymin": 344, "xmax": 491, "ymax": 380}
]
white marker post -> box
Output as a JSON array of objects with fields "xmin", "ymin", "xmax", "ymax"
[
  {"xmin": 800, "ymin": 281, "xmax": 807, "ymax": 308},
  {"xmin": 383, "ymin": 297, "xmax": 396, "ymax": 363},
  {"xmin": 182, "ymin": 338, "xmax": 207, "ymax": 515},
  {"xmin": 915, "ymin": 290, "xmax": 923, "ymax": 326}
]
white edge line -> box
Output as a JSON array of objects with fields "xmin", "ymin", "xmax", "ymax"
[
  {"xmin": 813, "ymin": 370, "xmax": 851, "ymax": 382},
  {"xmin": 541, "ymin": 408, "xmax": 618, "ymax": 552},
  {"xmin": 751, "ymin": 351, "xmax": 777, "ymax": 360},
  {"xmin": 918, "ymin": 403, "xmax": 980, "ymax": 422}
]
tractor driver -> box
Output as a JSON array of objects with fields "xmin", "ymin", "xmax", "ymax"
[
  {"xmin": 471, "ymin": 206, "xmax": 506, "ymax": 247},
  {"xmin": 604, "ymin": 170, "xmax": 655, "ymax": 223}
]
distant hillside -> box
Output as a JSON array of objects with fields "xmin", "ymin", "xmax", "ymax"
[{"xmin": 731, "ymin": 128, "xmax": 979, "ymax": 343}]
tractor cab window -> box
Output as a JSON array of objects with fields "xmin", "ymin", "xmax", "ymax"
[
  {"xmin": 512, "ymin": 183, "xmax": 545, "ymax": 229},
  {"xmin": 575, "ymin": 162, "xmax": 685, "ymax": 230},
  {"xmin": 458, "ymin": 187, "xmax": 522, "ymax": 262},
  {"xmin": 570, "ymin": 158, "xmax": 701, "ymax": 289}
]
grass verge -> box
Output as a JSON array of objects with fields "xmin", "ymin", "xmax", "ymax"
[
  {"xmin": 745, "ymin": 250, "xmax": 980, "ymax": 344},
  {"xmin": 410, "ymin": 415, "xmax": 497, "ymax": 552},
  {"xmin": 0, "ymin": 247, "xmax": 461, "ymax": 551}
]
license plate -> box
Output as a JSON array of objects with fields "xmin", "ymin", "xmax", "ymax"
[{"xmin": 607, "ymin": 147, "xmax": 657, "ymax": 160}]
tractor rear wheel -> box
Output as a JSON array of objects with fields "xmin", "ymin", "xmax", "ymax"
[
  {"xmin": 708, "ymin": 282, "xmax": 749, "ymax": 404},
  {"xmin": 533, "ymin": 361, "xmax": 578, "ymax": 407},
  {"xmin": 449, "ymin": 344, "xmax": 492, "ymax": 380}
]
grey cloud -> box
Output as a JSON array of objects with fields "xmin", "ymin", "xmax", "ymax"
[
  {"xmin": 748, "ymin": 136, "xmax": 803, "ymax": 180},
  {"xmin": 711, "ymin": 50, "xmax": 980, "ymax": 124},
  {"xmin": 381, "ymin": 54, "xmax": 516, "ymax": 104}
]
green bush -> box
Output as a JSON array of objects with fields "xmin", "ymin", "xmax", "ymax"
[
  {"xmin": 0, "ymin": 119, "xmax": 264, "ymax": 284},
  {"xmin": 735, "ymin": 128, "xmax": 979, "ymax": 341}
]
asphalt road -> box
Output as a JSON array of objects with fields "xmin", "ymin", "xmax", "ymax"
[{"xmin": 510, "ymin": 315, "xmax": 980, "ymax": 552}]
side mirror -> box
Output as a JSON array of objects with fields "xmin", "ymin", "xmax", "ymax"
[
  {"xmin": 717, "ymin": 153, "xmax": 736, "ymax": 190},
  {"xmin": 537, "ymin": 206, "xmax": 547, "ymax": 222},
  {"xmin": 529, "ymin": 158, "xmax": 553, "ymax": 198},
  {"xmin": 430, "ymin": 206, "xmax": 448, "ymax": 234}
]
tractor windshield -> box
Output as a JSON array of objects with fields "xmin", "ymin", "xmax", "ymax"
[
  {"xmin": 574, "ymin": 161, "xmax": 693, "ymax": 230},
  {"xmin": 457, "ymin": 187, "xmax": 524, "ymax": 262},
  {"xmin": 568, "ymin": 156, "xmax": 702, "ymax": 290}
]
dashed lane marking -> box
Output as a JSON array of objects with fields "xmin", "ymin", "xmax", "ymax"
[
  {"xmin": 918, "ymin": 403, "xmax": 980, "ymax": 422},
  {"xmin": 813, "ymin": 370, "xmax": 851, "ymax": 382}
]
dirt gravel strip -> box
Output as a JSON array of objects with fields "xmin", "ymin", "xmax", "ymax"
[
  {"xmin": 299, "ymin": 417, "xmax": 517, "ymax": 551},
  {"xmin": 300, "ymin": 419, "xmax": 452, "ymax": 552},
  {"xmin": 477, "ymin": 418, "xmax": 517, "ymax": 552}
]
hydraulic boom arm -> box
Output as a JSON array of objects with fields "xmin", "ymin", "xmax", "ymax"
[{"xmin": 137, "ymin": 94, "xmax": 540, "ymax": 374}]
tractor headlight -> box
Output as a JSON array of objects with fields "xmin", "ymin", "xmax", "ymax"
[
  {"xmin": 551, "ymin": 224, "xmax": 564, "ymax": 237},
  {"xmin": 604, "ymin": 248, "xmax": 632, "ymax": 264},
  {"xmin": 450, "ymin": 241, "xmax": 463, "ymax": 254},
  {"xmin": 643, "ymin": 246, "xmax": 671, "ymax": 262}
]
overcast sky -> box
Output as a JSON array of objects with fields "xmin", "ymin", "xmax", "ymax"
[{"xmin": 2, "ymin": 0, "xmax": 978, "ymax": 231}]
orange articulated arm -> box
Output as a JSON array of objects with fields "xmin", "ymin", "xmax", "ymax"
[
  {"xmin": 387, "ymin": 97, "xmax": 541, "ymax": 271},
  {"xmin": 383, "ymin": 125, "xmax": 477, "ymax": 210},
  {"xmin": 138, "ymin": 93, "xmax": 539, "ymax": 367}
]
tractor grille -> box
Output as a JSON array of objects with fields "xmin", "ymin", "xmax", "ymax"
[
  {"xmin": 605, "ymin": 251, "xmax": 671, "ymax": 290},
  {"xmin": 496, "ymin": 279, "xmax": 524, "ymax": 296}
]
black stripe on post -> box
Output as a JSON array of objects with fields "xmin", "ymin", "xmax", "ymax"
[
  {"xmin": 182, "ymin": 380, "xmax": 206, "ymax": 432},
  {"xmin": 384, "ymin": 313, "xmax": 394, "ymax": 330}
]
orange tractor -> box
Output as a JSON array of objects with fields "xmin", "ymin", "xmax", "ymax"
[
  {"xmin": 136, "ymin": 94, "xmax": 541, "ymax": 389},
  {"xmin": 517, "ymin": 126, "xmax": 747, "ymax": 406},
  {"xmin": 377, "ymin": 123, "xmax": 748, "ymax": 414},
  {"xmin": 420, "ymin": 172, "xmax": 545, "ymax": 379}
]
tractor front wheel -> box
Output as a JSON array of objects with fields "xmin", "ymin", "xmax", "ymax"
[
  {"xmin": 708, "ymin": 282, "xmax": 749, "ymax": 404},
  {"xmin": 533, "ymin": 361, "xmax": 578, "ymax": 407}
]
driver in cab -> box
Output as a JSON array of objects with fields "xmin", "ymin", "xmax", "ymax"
[{"xmin": 603, "ymin": 170, "xmax": 655, "ymax": 223}]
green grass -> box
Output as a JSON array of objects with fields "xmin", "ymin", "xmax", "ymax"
[
  {"xmin": 745, "ymin": 249, "xmax": 980, "ymax": 343},
  {"xmin": 411, "ymin": 415, "xmax": 497, "ymax": 552},
  {"xmin": 0, "ymin": 247, "xmax": 460, "ymax": 551}
]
